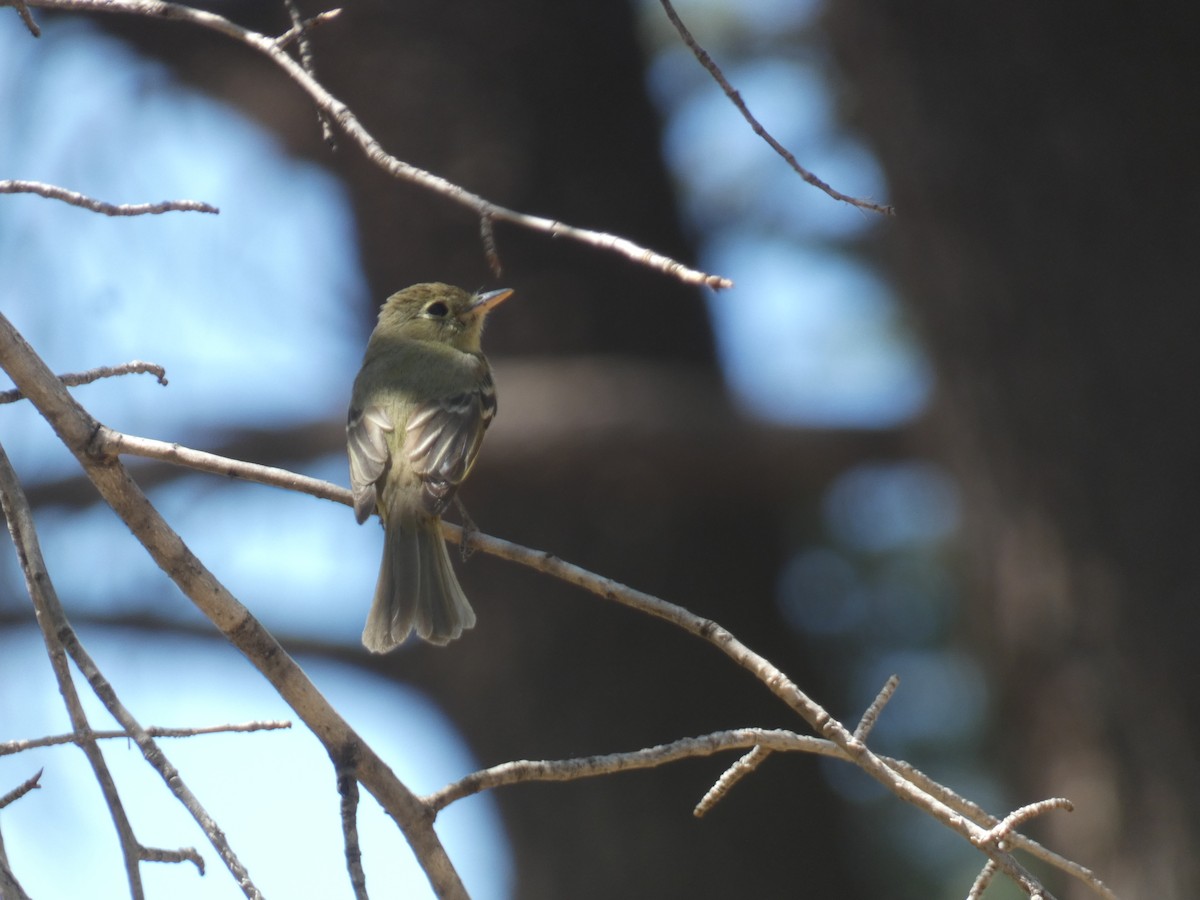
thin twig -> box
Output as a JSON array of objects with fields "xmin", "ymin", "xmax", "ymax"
[
  {"xmin": 18, "ymin": 0, "xmax": 730, "ymax": 288},
  {"xmin": 57, "ymin": 620, "xmax": 263, "ymax": 897},
  {"xmin": 0, "ymin": 770, "xmax": 43, "ymax": 810},
  {"xmin": 658, "ymin": 0, "xmax": 893, "ymax": 217},
  {"xmin": 275, "ymin": 6, "xmax": 341, "ymax": 50},
  {"xmin": 885, "ymin": 758, "xmax": 1117, "ymax": 900},
  {"xmin": 140, "ymin": 846, "xmax": 205, "ymax": 874},
  {"xmin": 1, "ymin": 720, "xmax": 291, "ymax": 756},
  {"xmin": 10, "ymin": 0, "xmax": 39, "ymax": 35},
  {"xmin": 0, "ymin": 441, "xmax": 148, "ymax": 899},
  {"xmin": 853, "ymin": 674, "xmax": 899, "ymax": 741},
  {"xmin": 281, "ymin": 0, "xmax": 336, "ymax": 147},
  {"xmin": 479, "ymin": 213, "xmax": 502, "ymax": 278},
  {"xmin": 967, "ymin": 859, "xmax": 999, "ymax": 899},
  {"xmin": 425, "ymin": 728, "xmax": 830, "ymax": 814},
  {"xmin": 0, "ymin": 359, "xmax": 167, "ymax": 404},
  {"xmin": 0, "ymin": 179, "xmax": 218, "ymax": 215},
  {"xmin": 336, "ymin": 749, "xmax": 369, "ymax": 900},
  {"xmin": 980, "ymin": 797, "xmax": 1075, "ymax": 848},
  {"xmin": 0, "ymin": 438, "xmax": 262, "ymax": 899},
  {"xmin": 97, "ymin": 429, "xmax": 348, "ymax": 504},
  {"xmin": 693, "ymin": 745, "xmax": 772, "ymax": 818}
]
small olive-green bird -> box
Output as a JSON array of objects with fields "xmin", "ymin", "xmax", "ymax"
[{"xmin": 348, "ymin": 282, "xmax": 512, "ymax": 652}]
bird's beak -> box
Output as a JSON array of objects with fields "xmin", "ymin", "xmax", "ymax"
[{"xmin": 467, "ymin": 288, "xmax": 514, "ymax": 316}]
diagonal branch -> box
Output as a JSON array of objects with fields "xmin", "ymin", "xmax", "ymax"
[
  {"xmin": 0, "ymin": 445, "xmax": 149, "ymax": 899},
  {"xmin": 658, "ymin": 0, "xmax": 893, "ymax": 217},
  {"xmin": 0, "ymin": 438, "xmax": 260, "ymax": 897},
  {"xmin": 15, "ymin": 0, "xmax": 731, "ymax": 289},
  {"xmin": 0, "ymin": 311, "xmax": 469, "ymax": 899}
]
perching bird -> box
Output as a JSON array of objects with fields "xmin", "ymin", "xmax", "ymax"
[{"xmin": 347, "ymin": 283, "xmax": 512, "ymax": 651}]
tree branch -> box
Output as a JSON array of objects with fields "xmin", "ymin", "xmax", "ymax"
[
  {"xmin": 657, "ymin": 0, "xmax": 894, "ymax": 217},
  {"xmin": 0, "ymin": 310, "xmax": 469, "ymax": 899},
  {"xmin": 0, "ymin": 770, "xmax": 42, "ymax": 811},
  {"xmin": 0, "ymin": 438, "xmax": 261, "ymax": 897},
  {"xmin": 0, "ymin": 179, "xmax": 218, "ymax": 215},
  {"xmin": 0, "ymin": 308, "xmax": 1119, "ymax": 898},
  {"xmin": 14, "ymin": 0, "xmax": 731, "ymax": 289},
  {"xmin": 0, "ymin": 359, "xmax": 167, "ymax": 404},
  {"xmin": 1, "ymin": 720, "xmax": 291, "ymax": 756},
  {"xmin": 424, "ymin": 728, "xmax": 832, "ymax": 814}
]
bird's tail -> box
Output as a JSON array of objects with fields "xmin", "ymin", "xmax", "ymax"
[{"xmin": 362, "ymin": 507, "xmax": 476, "ymax": 652}]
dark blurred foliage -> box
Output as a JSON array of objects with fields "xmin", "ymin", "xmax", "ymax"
[{"xmin": 826, "ymin": 2, "xmax": 1200, "ymax": 896}]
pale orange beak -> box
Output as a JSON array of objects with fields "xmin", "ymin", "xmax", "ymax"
[{"xmin": 468, "ymin": 288, "xmax": 514, "ymax": 315}]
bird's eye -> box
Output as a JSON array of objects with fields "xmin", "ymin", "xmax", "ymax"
[{"xmin": 425, "ymin": 301, "xmax": 449, "ymax": 318}]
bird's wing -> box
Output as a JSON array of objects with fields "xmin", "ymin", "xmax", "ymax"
[
  {"xmin": 347, "ymin": 404, "xmax": 394, "ymax": 524},
  {"xmin": 405, "ymin": 368, "xmax": 496, "ymax": 517}
]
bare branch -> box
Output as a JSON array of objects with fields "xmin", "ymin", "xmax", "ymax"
[
  {"xmin": 479, "ymin": 213, "xmax": 502, "ymax": 278},
  {"xmin": 657, "ymin": 0, "xmax": 894, "ymax": 217},
  {"xmin": 967, "ymin": 859, "xmax": 999, "ymax": 899},
  {"xmin": 0, "ymin": 438, "xmax": 262, "ymax": 898},
  {"xmin": 0, "ymin": 310, "xmax": 469, "ymax": 899},
  {"xmin": 0, "ymin": 359, "xmax": 167, "ymax": 404},
  {"xmin": 425, "ymin": 728, "xmax": 832, "ymax": 814},
  {"xmin": 885, "ymin": 758, "xmax": 1118, "ymax": 900},
  {"xmin": 281, "ymin": 0, "xmax": 336, "ymax": 146},
  {"xmin": 693, "ymin": 745, "xmax": 772, "ymax": 818},
  {"xmin": 0, "ymin": 309, "xmax": 1118, "ymax": 898},
  {"xmin": 853, "ymin": 673, "xmax": 900, "ymax": 741},
  {"xmin": 0, "ymin": 827, "xmax": 33, "ymax": 900},
  {"xmin": 335, "ymin": 750, "xmax": 369, "ymax": 900},
  {"xmin": 139, "ymin": 846, "xmax": 205, "ymax": 874},
  {"xmin": 81, "ymin": 425, "xmax": 1114, "ymax": 898},
  {"xmin": 0, "ymin": 179, "xmax": 218, "ymax": 215},
  {"xmin": 0, "ymin": 441, "xmax": 148, "ymax": 898},
  {"xmin": 1, "ymin": 720, "xmax": 291, "ymax": 756},
  {"xmin": 0, "ymin": 770, "xmax": 42, "ymax": 810},
  {"xmin": 18, "ymin": 0, "xmax": 731, "ymax": 289},
  {"xmin": 276, "ymin": 6, "xmax": 341, "ymax": 50},
  {"xmin": 97, "ymin": 428, "xmax": 348, "ymax": 505},
  {"xmin": 9, "ymin": 0, "xmax": 39, "ymax": 36},
  {"xmin": 980, "ymin": 797, "xmax": 1076, "ymax": 849}
]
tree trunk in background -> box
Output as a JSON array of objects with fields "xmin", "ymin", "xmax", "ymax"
[
  {"xmin": 826, "ymin": 4, "xmax": 1200, "ymax": 896},
  {"xmin": 94, "ymin": 1, "xmax": 886, "ymax": 896}
]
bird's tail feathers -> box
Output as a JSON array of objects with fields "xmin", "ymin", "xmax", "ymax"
[{"xmin": 362, "ymin": 507, "xmax": 476, "ymax": 652}]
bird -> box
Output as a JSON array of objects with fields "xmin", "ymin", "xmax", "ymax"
[{"xmin": 347, "ymin": 282, "xmax": 512, "ymax": 651}]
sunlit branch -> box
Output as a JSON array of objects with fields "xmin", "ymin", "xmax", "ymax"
[
  {"xmin": 693, "ymin": 744, "xmax": 772, "ymax": 818},
  {"xmin": 15, "ymin": 0, "xmax": 731, "ymax": 289},
  {"xmin": 1, "ymin": 720, "xmax": 291, "ymax": 756},
  {"xmin": 0, "ymin": 440, "xmax": 262, "ymax": 898},
  {"xmin": 425, "ymin": 728, "xmax": 831, "ymax": 813},
  {"xmin": 0, "ymin": 310, "xmax": 469, "ymax": 900},
  {"xmin": 0, "ymin": 359, "xmax": 167, "ymax": 404},
  {"xmin": 0, "ymin": 770, "xmax": 42, "ymax": 810},
  {"xmin": 0, "ymin": 179, "xmax": 218, "ymax": 215}
]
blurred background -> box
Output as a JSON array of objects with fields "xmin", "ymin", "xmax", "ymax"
[{"xmin": 1, "ymin": 0, "xmax": 1196, "ymax": 897}]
